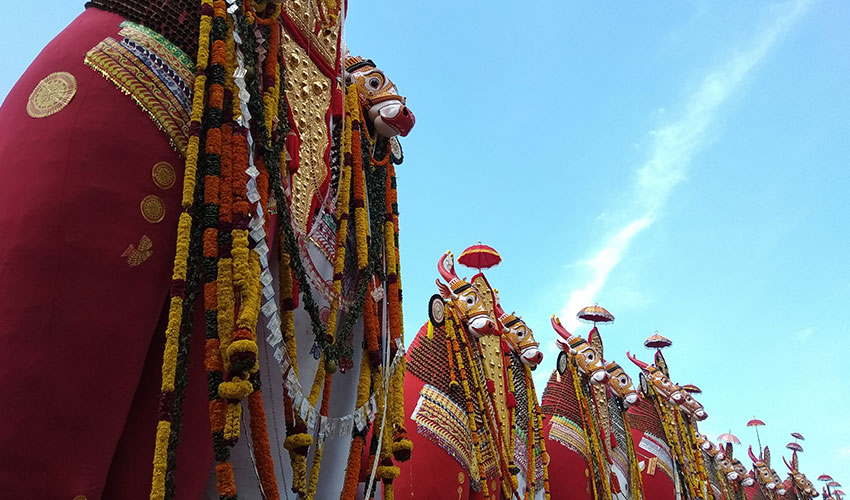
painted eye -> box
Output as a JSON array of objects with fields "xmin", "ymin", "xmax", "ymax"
[
  {"xmin": 586, "ymin": 352, "xmax": 594, "ymax": 361},
  {"xmin": 466, "ymin": 296, "xmax": 475, "ymax": 305},
  {"xmin": 620, "ymin": 376, "xmax": 628, "ymax": 385},
  {"xmin": 368, "ymin": 77, "xmax": 381, "ymax": 89},
  {"xmin": 517, "ymin": 328, "xmax": 525, "ymax": 337}
]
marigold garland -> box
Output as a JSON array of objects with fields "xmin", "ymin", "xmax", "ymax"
[
  {"xmin": 149, "ymin": 0, "xmax": 212, "ymax": 496},
  {"xmin": 324, "ymin": 88, "xmax": 357, "ymax": 344},
  {"xmin": 340, "ymin": 353, "xmax": 372, "ymax": 500}
]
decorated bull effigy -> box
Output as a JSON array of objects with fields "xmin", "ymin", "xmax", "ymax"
[
  {"xmin": 399, "ymin": 251, "xmax": 551, "ymax": 499},
  {"xmin": 0, "ymin": 0, "xmax": 416, "ymax": 499},
  {"xmin": 542, "ymin": 311, "xmax": 644, "ymax": 500},
  {"xmin": 0, "ymin": 0, "xmax": 842, "ymax": 498}
]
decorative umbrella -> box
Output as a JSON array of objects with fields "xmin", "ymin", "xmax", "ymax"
[
  {"xmin": 644, "ymin": 331, "xmax": 672, "ymax": 349},
  {"xmin": 577, "ymin": 304, "xmax": 615, "ymax": 324},
  {"xmin": 458, "ymin": 242, "xmax": 501, "ymax": 270},
  {"xmin": 820, "ymin": 476, "xmax": 834, "ymax": 482},
  {"xmin": 786, "ymin": 442, "xmax": 804, "ymax": 452},
  {"xmin": 829, "ymin": 482, "xmax": 842, "ymax": 488},
  {"xmin": 791, "ymin": 432, "xmax": 805, "ymax": 441},
  {"xmin": 718, "ymin": 432, "xmax": 741, "ymax": 445},
  {"xmin": 681, "ymin": 384, "xmax": 702, "ymax": 394},
  {"xmin": 748, "ymin": 418, "xmax": 766, "ymax": 451}
]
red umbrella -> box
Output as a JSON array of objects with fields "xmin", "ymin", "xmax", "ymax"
[
  {"xmin": 458, "ymin": 243, "xmax": 502, "ymax": 270},
  {"xmin": 791, "ymin": 432, "xmax": 805, "ymax": 441},
  {"xmin": 577, "ymin": 304, "xmax": 615, "ymax": 324},
  {"xmin": 829, "ymin": 482, "xmax": 842, "ymax": 488},
  {"xmin": 786, "ymin": 442, "xmax": 803, "ymax": 452},
  {"xmin": 644, "ymin": 331, "xmax": 672, "ymax": 349},
  {"xmin": 681, "ymin": 384, "xmax": 702, "ymax": 394},
  {"xmin": 748, "ymin": 418, "xmax": 766, "ymax": 450},
  {"xmin": 718, "ymin": 432, "xmax": 741, "ymax": 445},
  {"xmin": 820, "ymin": 476, "xmax": 834, "ymax": 482}
]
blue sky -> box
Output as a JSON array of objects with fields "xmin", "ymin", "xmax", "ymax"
[{"xmin": 4, "ymin": 0, "xmax": 848, "ymax": 483}]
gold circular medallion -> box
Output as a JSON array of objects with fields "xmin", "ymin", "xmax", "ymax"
[
  {"xmin": 140, "ymin": 195, "xmax": 166, "ymax": 223},
  {"xmin": 457, "ymin": 472, "xmax": 465, "ymax": 484},
  {"xmin": 27, "ymin": 72, "xmax": 77, "ymax": 118},
  {"xmin": 152, "ymin": 161, "xmax": 176, "ymax": 189}
]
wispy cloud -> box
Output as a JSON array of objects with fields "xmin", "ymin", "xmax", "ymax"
[
  {"xmin": 554, "ymin": 0, "xmax": 810, "ymax": 334},
  {"xmin": 793, "ymin": 326, "xmax": 816, "ymax": 341}
]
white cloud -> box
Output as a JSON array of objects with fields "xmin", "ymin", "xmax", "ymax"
[
  {"xmin": 793, "ymin": 326, "xmax": 816, "ymax": 341},
  {"xmin": 551, "ymin": 0, "xmax": 810, "ymax": 339}
]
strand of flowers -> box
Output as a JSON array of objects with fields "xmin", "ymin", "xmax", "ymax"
[
  {"xmin": 504, "ymin": 349, "xmax": 520, "ymax": 488},
  {"xmin": 220, "ymin": 5, "xmax": 282, "ymax": 500},
  {"xmin": 463, "ymin": 331, "xmax": 514, "ymax": 499},
  {"xmin": 530, "ymin": 382, "xmax": 552, "ymax": 500},
  {"xmin": 197, "ymin": 3, "xmax": 243, "ymax": 499},
  {"xmin": 569, "ymin": 358, "xmax": 604, "ymax": 500},
  {"xmin": 382, "ymin": 154, "xmax": 411, "ymax": 463},
  {"xmin": 305, "ymin": 371, "xmax": 333, "ymax": 499},
  {"xmin": 279, "ymin": 249, "xmax": 311, "ymax": 495},
  {"xmin": 324, "ymin": 88, "xmax": 357, "ymax": 345},
  {"xmin": 351, "ymin": 100, "xmax": 369, "ymax": 270},
  {"xmin": 525, "ymin": 366, "xmax": 537, "ymax": 500},
  {"xmin": 620, "ymin": 409, "xmax": 645, "ymax": 500},
  {"xmin": 448, "ymin": 311, "xmax": 490, "ymax": 498},
  {"xmin": 339, "ymin": 353, "xmax": 373, "ymax": 500},
  {"xmin": 148, "ymin": 0, "xmax": 212, "ymax": 497}
]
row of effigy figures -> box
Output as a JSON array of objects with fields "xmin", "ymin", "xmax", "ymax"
[
  {"xmin": 0, "ymin": 1, "xmax": 839, "ymax": 500},
  {"xmin": 401, "ymin": 250, "xmax": 832, "ymax": 500}
]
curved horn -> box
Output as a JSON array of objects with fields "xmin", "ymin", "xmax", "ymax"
[
  {"xmin": 627, "ymin": 351, "xmax": 651, "ymax": 371},
  {"xmin": 494, "ymin": 301, "xmax": 509, "ymax": 321},
  {"xmin": 551, "ymin": 315, "xmax": 573, "ymax": 342},
  {"xmin": 764, "ymin": 446, "xmax": 771, "ymax": 467},
  {"xmin": 784, "ymin": 455, "xmax": 793, "ymax": 472},
  {"xmin": 791, "ymin": 451, "xmax": 798, "ymax": 472},
  {"xmin": 749, "ymin": 445, "xmax": 759, "ymax": 464},
  {"xmin": 437, "ymin": 251, "xmax": 459, "ymax": 284}
]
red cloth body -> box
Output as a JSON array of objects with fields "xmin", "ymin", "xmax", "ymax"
[
  {"xmin": 542, "ymin": 414, "xmax": 595, "ymax": 500},
  {"xmin": 0, "ymin": 9, "xmax": 211, "ymax": 499},
  {"xmin": 394, "ymin": 326, "xmax": 497, "ymax": 500}
]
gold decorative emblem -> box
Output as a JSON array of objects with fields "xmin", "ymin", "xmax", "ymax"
[
  {"xmin": 152, "ymin": 161, "xmax": 176, "ymax": 189},
  {"xmin": 140, "ymin": 195, "xmax": 166, "ymax": 223},
  {"xmin": 27, "ymin": 72, "xmax": 77, "ymax": 118},
  {"xmin": 457, "ymin": 472, "xmax": 465, "ymax": 484},
  {"xmin": 122, "ymin": 235, "xmax": 153, "ymax": 267}
]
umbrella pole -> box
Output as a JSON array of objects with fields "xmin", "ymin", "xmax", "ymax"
[{"xmin": 755, "ymin": 426, "xmax": 762, "ymax": 451}]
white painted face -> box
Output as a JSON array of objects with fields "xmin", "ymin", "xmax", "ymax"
[{"xmin": 743, "ymin": 477, "xmax": 755, "ymax": 487}]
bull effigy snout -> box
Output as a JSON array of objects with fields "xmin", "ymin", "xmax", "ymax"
[
  {"xmin": 590, "ymin": 369, "xmax": 609, "ymax": 384},
  {"xmin": 522, "ymin": 347, "xmax": 543, "ymax": 366},
  {"xmin": 380, "ymin": 103, "xmax": 415, "ymax": 137},
  {"xmin": 468, "ymin": 315, "xmax": 499, "ymax": 336}
]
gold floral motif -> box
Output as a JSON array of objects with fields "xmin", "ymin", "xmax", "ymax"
[
  {"xmin": 141, "ymin": 195, "xmax": 166, "ymax": 223},
  {"xmin": 283, "ymin": 0, "xmax": 340, "ymax": 71},
  {"xmin": 122, "ymin": 235, "xmax": 153, "ymax": 267},
  {"xmin": 27, "ymin": 72, "xmax": 77, "ymax": 118},
  {"xmin": 152, "ymin": 161, "xmax": 176, "ymax": 189},
  {"xmin": 281, "ymin": 28, "xmax": 332, "ymax": 232}
]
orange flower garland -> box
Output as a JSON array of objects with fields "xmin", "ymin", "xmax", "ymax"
[{"xmin": 340, "ymin": 353, "xmax": 372, "ymax": 500}]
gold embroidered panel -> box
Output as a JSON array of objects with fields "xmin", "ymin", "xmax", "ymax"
[
  {"xmin": 85, "ymin": 34, "xmax": 192, "ymax": 155},
  {"xmin": 548, "ymin": 415, "xmax": 589, "ymax": 463},
  {"xmin": 283, "ymin": 0, "xmax": 341, "ymax": 72},
  {"xmin": 281, "ymin": 27, "xmax": 332, "ymax": 232}
]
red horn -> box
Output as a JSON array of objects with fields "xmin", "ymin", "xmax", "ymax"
[
  {"xmin": 494, "ymin": 301, "xmax": 508, "ymax": 321},
  {"xmin": 551, "ymin": 315, "xmax": 573, "ymax": 342},
  {"xmin": 749, "ymin": 445, "xmax": 759, "ymax": 464},
  {"xmin": 437, "ymin": 251, "xmax": 460, "ymax": 284},
  {"xmin": 784, "ymin": 455, "xmax": 793, "ymax": 472},
  {"xmin": 627, "ymin": 351, "xmax": 650, "ymax": 371}
]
